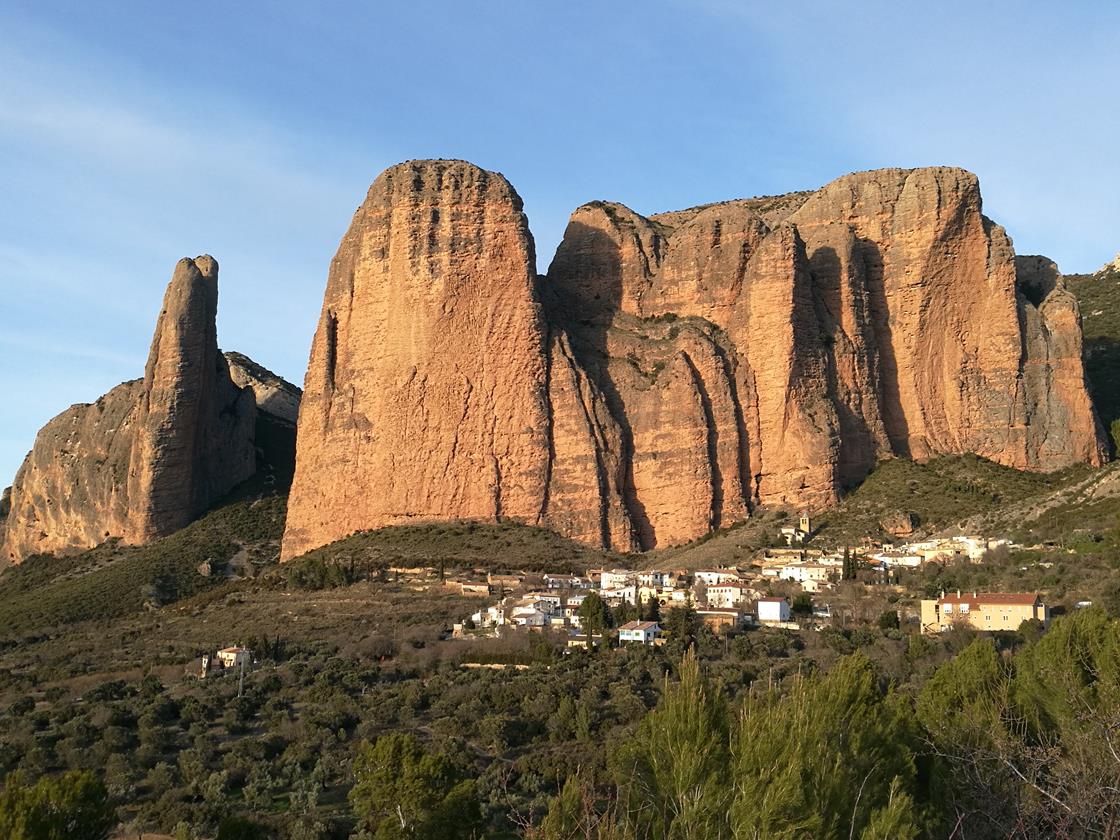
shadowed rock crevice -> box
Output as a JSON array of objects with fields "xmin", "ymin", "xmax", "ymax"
[
  {"xmin": 857, "ymin": 236, "xmax": 911, "ymax": 459},
  {"xmin": 545, "ymin": 220, "xmax": 654, "ymax": 548},
  {"xmin": 680, "ymin": 351, "xmax": 723, "ymax": 530}
]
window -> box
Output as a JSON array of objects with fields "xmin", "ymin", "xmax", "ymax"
[
  {"xmin": 960, "ymin": 603, "xmax": 970, "ymax": 613},
  {"xmin": 943, "ymin": 604, "xmax": 953, "ymax": 614}
]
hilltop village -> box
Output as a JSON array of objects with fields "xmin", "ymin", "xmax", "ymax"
[{"xmin": 429, "ymin": 514, "xmax": 1056, "ymax": 650}]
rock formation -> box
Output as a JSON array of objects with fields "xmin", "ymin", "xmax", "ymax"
[
  {"xmin": 226, "ymin": 352, "xmax": 302, "ymax": 424},
  {"xmin": 1014, "ymin": 255, "xmax": 1106, "ymax": 467},
  {"xmin": 281, "ymin": 161, "xmax": 562, "ymax": 558},
  {"xmin": 2, "ymin": 257, "xmax": 259, "ymax": 562},
  {"xmin": 225, "ymin": 352, "xmax": 302, "ymax": 486},
  {"xmin": 282, "ymin": 161, "xmax": 1107, "ymax": 557}
]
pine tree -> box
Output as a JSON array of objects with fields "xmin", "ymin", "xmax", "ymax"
[
  {"xmin": 612, "ymin": 649, "xmax": 731, "ymax": 839},
  {"xmin": 730, "ymin": 654, "xmax": 926, "ymax": 839},
  {"xmin": 663, "ymin": 603, "xmax": 699, "ymax": 648},
  {"xmin": 348, "ymin": 733, "xmax": 482, "ymax": 839},
  {"xmin": 577, "ymin": 591, "xmax": 611, "ymax": 650}
]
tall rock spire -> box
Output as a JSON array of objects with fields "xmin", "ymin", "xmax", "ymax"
[
  {"xmin": 127, "ymin": 255, "xmax": 256, "ymax": 541},
  {"xmin": 2, "ymin": 256, "xmax": 257, "ymax": 562}
]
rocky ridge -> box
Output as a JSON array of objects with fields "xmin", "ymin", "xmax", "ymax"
[
  {"xmin": 280, "ymin": 160, "xmax": 1107, "ymax": 558},
  {"xmin": 225, "ymin": 351, "xmax": 302, "ymax": 425}
]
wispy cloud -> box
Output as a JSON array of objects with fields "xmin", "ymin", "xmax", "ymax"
[
  {"xmin": 0, "ymin": 20, "xmax": 371, "ymax": 483},
  {"xmin": 0, "ymin": 330, "xmax": 143, "ymax": 368}
]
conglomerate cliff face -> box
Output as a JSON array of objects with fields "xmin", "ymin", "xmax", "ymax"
[
  {"xmin": 281, "ymin": 161, "xmax": 571, "ymax": 558},
  {"xmin": 2, "ymin": 257, "xmax": 259, "ymax": 562},
  {"xmin": 281, "ymin": 160, "xmax": 1107, "ymax": 557}
]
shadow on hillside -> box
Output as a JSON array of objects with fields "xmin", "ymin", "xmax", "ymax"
[{"xmin": 1084, "ymin": 336, "xmax": 1120, "ymax": 455}]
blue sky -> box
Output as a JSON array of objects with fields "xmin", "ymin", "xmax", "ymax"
[{"xmin": 2, "ymin": 0, "xmax": 1118, "ymax": 484}]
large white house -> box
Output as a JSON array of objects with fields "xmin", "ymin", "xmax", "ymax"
[
  {"xmin": 600, "ymin": 585, "xmax": 638, "ymax": 606},
  {"xmin": 599, "ymin": 569, "xmax": 635, "ymax": 590},
  {"xmin": 638, "ymin": 570, "xmax": 675, "ymax": 588},
  {"xmin": 694, "ymin": 569, "xmax": 741, "ymax": 587},
  {"xmin": 869, "ymin": 550, "xmax": 924, "ymax": 568},
  {"xmin": 778, "ymin": 562, "xmax": 832, "ymax": 584},
  {"xmin": 617, "ymin": 621, "xmax": 662, "ymax": 645},
  {"xmin": 522, "ymin": 592, "xmax": 563, "ymax": 611},
  {"xmin": 706, "ymin": 582, "xmax": 754, "ymax": 609},
  {"xmin": 509, "ymin": 602, "xmax": 549, "ymax": 627},
  {"xmin": 217, "ymin": 647, "xmax": 251, "ymax": 669},
  {"xmin": 756, "ymin": 598, "xmax": 791, "ymax": 624}
]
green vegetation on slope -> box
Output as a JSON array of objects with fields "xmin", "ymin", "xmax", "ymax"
[
  {"xmin": 814, "ymin": 454, "xmax": 1085, "ymax": 544},
  {"xmin": 1069, "ymin": 264, "xmax": 1120, "ymax": 452},
  {"xmin": 283, "ymin": 518, "xmax": 617, "ymax": 584},
  {"xmin": 0, "ymin": 494, "xmax": 286, "ymax": 637}
]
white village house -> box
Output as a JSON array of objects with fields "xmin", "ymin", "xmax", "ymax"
[
  {"xmin": 617, "ymin": 620, "xmax": 662, "ymax": 645},
  {"xmin": 756, "ymin": 598, "xmax": 791, "ymax": 625},
  {"xmin": 778, "ymin": 562, "xmax": 833, "ymax": 584},
  {"xmin": 694, "ymin": 569, "xmax": 742, "ymax": 587},
  {"xmin": 706, "ymin": 582, "xmax": 754, "ymax": 609},
  {"xmin": 216, "ymin": 647, "xmax": 251, "ymax": 669},
  {"xmin": 599, "ymin": 569, "xmax": 634, "ymax": 590},
  {"xmin": 600, "ymin": 585, "xmax": 638, "ymax": 606},
  {"xmin": 638, "ymin": 570, "xmax": 676, "ymax": 588}
]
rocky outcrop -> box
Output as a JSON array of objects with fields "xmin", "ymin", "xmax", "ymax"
[
  {"xmin": 126, "ymin": 256, "xmax": 256, "ymax": 543},
  {"xmin": 225, "ymin": 351, "xmax": 302, "ymax": 487},
  {"xmin": 226, "ymin": 352, "xmax": 302, "ymax": 424},
  {"xmin": 1015, "ymin": 256, "xmax": 1106, "ymax": 466},
  {"xmin": 281, "ymin": 161, "xmax": 557, "ymax": 559},
  {"xmin": 881, "ymin": 510, "xmax": 920, "ymax": 538},
  {"xmin": 545, "ymin": 201, "xmax": 844, "ymax": 533},
  {"xmin": 541, "ymin": 331, "xmax": 635, "ymax": 551},
  {"xmin": 2, "ymin": 257, "xmax": 258, "ymax": 562},
  {"xmin": 787, "ymin": 169, "xmax": 1106, "ymax": 472},
  {"xmin": 2, "ymin": 379, "xmax": 144, "ymax": 561},
  {"xmin": 281, "ymin": 161, "xmax": 1107, "ymax": 557}
]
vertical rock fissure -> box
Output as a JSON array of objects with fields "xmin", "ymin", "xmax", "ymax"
[
  {"xmin": 538, "ymin": 327, "xmax": 557, "ymax": 523},
  {"xmin": 680, "ymin": 352, "xmax": 722, "ymax": 530},
  {"xmin": 324, "ymin": 311, "xmax": 339, "ymax": 394},
  {"xmin": 711, "ymin": 341, "xmax": 753, "ymax": 517}
]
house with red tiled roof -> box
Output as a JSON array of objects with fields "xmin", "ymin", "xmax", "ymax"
[{"xmin": 920, "ymin": 591, "xmax": 1049, "ymax": 634}]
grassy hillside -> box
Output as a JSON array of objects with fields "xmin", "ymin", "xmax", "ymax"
[
  {"xmin": 0, "ymin": 494, "xmax": 286, "ymax": 638},
  {"xmin": 282, "ymin": 518, "xmax": 618, "ymax": 581},
  {"xmin": 1069, "ymin": 263, "xmax": 1120, "ymax": 451},
  {"xmin": 812, "ymin": 455, "xmax": 1085, "ymax": 545}
]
